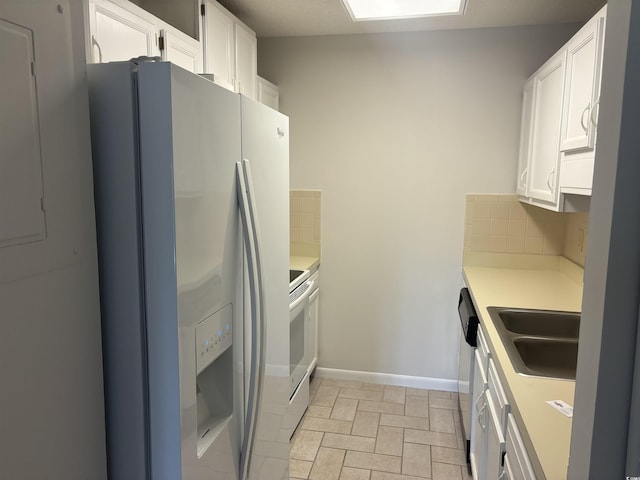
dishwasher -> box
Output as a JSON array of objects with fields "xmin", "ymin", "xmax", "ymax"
[{"xmin": 457, "ymin": 286, "xmax": 479, "ymax": 473}]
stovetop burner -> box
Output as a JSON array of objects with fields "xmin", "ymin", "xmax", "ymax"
[
  {"xmin": 289, "ymin": 269, "xmax": 310, "ymax": 293},
  {"xmin": 290, "ymin": 269, "xmax": 305, "ymax": 283}
]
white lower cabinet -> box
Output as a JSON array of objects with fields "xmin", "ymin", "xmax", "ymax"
[
  {"xmin": 505, "ymin": 414, "xmax": 537, "ymax": 480},
  {"xmin": 503, "ymin": 452, "xmax": 516, "ymax": 480},
  {"xmin": 471, "ymin": 349, "xmax": 488, "ymax": 480},
  {"xmin": 471, "ymin": 331, "xmax": 519, "ymax": 480},
  {"xmin": 486, "ymin": 394, "xmax": 506, "ymax": 479}
]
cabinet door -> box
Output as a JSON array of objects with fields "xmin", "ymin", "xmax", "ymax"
[
  {"xmin": 309, "ymin": 288, "xmax": 319, "ymax": 371},
  {"xmin": 234, "ymin": 22, "xmax": 257, "ymax": 99},
  {"xmin": 159, "ymin": 23, "xmax": 203, "ymax": 73},
  {"xmin": 517, "ymin": 78, "xmax": 535, "ymax": 196},
  {"xmin": 88, "ymin": 0, "xmax": 158, "ymax": 63},
  {"xmin": 506, "ymin": 414, "xmax": 537, "ymax": 480},
  {"xmin": 470, "ymin": 350, "xmax": 488, "ymax": 480},
  {"xmin": 528, "ymin": 50, "xmax": 566, "ymax": 204},
  {"xmin": 257, "ymin": 76, "xmax": 280, "ymax": 111},
  {"xmin": 560, "ymin": 14, "xmax": 605, "ymax": 152},
  {"xmin": 202, "ymin": 0, "xmax": 235, "ymax": 91},
  {"xmin": 486, "ymin": 395, "xmax": 506, "ymax": 480},
  {"xmin": 503, "ymin": 453, "xmax": 515, "ymax": 480}
]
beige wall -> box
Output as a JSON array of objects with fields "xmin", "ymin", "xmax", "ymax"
[{"xmin": 259, "ymin": 24, "xmax": 579, "ymax": 381}]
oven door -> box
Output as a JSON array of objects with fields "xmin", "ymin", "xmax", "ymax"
[{"xmin": 290, "ymin": 279, "xmax": 314, "ymax": 394}]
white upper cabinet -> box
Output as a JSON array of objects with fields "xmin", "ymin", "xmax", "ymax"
[
  {"xmin": 202, "ymin": 0, "xmax": 235, "ymax": 91},
  {"xmin": 527, "ymin": 49, "xmax": 566, "ymax": 205},
  {"xmin": 159, "ymin": 22, "xmax": 203, "ymax": 73},
  {"xmin": 87, "ymin": 0, "xmax": 203, "ymax": 74},
  {"xmin": 517, "ymin": 5, "xmax": 606, "ymax": 210},
  {"xmin": 257, "ymin": 76, "xmax": 280, "ymax": 111},
  {"xmin": 559, "ymin": 6, "xmax": 607, "ymax": 196},
  {"xmin": 560, "ymin": 12, "xmax": 606, "ymax": 152},
  {"xmin": 234, "ymin": 22, "xmax": 257, "ymax": 98},
  {"xmin": 88, "ymin": 0, "xmax": 159, "ymax": 62},
  {"xmin": 516, "ymin": 77, "xmax": 534, "ymax": 196},
  {"xmin": 202, "ymin": 0, "xmax": 257, "ymax": 99}
]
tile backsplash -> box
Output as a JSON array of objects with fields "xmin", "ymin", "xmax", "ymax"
[
  {"xmin": 290, "ymin": 190, "xmax": 321, "ymax": 258},
  {"xmin": 464, "ymin": 194, "xmax": 588, "ymax": 267},
  {"xmin": 563, "ymin": 212, "xmax": 589, "ymax": 267}
]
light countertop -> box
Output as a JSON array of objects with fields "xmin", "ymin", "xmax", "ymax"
[
  {"xmin": 463, "ymin": 253, "xmax": 584, "ymax": 480},
  {"xmin": 290, "ymin": 255, "xmax": 320, "ymax": 272}
]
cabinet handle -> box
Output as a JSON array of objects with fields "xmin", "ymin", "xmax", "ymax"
[
  {"xmin": 91, "ymin": 35, "xmax": 103, "ymax": 63},
  {"xmin": 591, "ymin": 97, "xmax": 601, "ymax": 127},
  {"xmin": 519, "ymin": 168, "xmax": 528, "ymax": 188},
  {"xmin": 475, "ymin": 391, "xmax": 487, "ymax": 429},
  {"xmin": 479, "ymin": 402, "xmax": 487, "ymax": 430},
  {"xmin": 498, "ymin": 470, "xmax": 506, "ymax": 480},
  {"xmin": 475, "ymin": 390, "xmax": 484, "ymax": 413},
  {"xmin": 580, "ymin": 103, "xmax": 591, "ymax": 134},
  {"xmin": 546, "ymin": 168, "xmax": 556, "ymax": 192}
]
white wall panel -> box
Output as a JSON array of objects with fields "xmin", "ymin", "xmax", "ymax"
[{"xmin": 0, "ymin": 1, "xmax": 106, "ymax": 478}]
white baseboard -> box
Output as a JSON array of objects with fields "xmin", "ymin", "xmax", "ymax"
[{"xmin": 314, "ymin": 367, "xmax": 458, "ymax": 392}]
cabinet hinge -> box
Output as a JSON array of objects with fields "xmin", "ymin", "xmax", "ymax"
[
  {"xmin": 158, "ymin": 35, "xmax": 165, "ymax": 51},
  {"xmin": 200, "ymin": 3, "xmax": 205, "ymax": 16}
]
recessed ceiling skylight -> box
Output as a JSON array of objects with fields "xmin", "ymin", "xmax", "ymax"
[{"xmin": 341, "ymin": 0, "xmax": 467, "ymax": 21}]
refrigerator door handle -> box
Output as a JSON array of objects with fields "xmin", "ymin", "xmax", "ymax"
[
  {"xmin": 242, "ymin": 158, "xmax": 267, "ymax": 443},
  {"xmin": 237, "ymin": 160, "xmax": 265, "ymax": 480}
]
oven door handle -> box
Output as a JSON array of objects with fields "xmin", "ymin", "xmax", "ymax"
[{"xmin": 290, "ymin": 279, "xmax": 315, "ymax": 312}]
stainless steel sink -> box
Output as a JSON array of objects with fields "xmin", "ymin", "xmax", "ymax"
[
  {"xmin": 494, "ymin": 308, "xmax": 580, "ymax": 338},
  {"xmin": 487, "ymin": 307, "xmax": 580, "ymax": 380}
]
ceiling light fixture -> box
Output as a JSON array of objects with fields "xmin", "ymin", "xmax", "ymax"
[{"xmin": 341, "ymin": 0, "xmax": 467, "ymax": 21}]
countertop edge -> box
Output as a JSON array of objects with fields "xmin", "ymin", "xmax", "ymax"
[{"xmin": 290, "ymin": 255, "xmax": 320, "ymax": 272}]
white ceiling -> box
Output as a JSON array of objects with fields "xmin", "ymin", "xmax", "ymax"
[{"xmin": 215, "ymin": 0, "xmax": 606, "ymax": 37}]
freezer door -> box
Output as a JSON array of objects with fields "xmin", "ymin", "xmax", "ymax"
[{"xmin": 137, "ymin": 62, "xmax": 244, "ymax": 480}]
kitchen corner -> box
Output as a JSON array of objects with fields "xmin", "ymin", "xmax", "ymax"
[{"xmin": 464, "ymin": 252, "xmax": 583, "ymax": 479}]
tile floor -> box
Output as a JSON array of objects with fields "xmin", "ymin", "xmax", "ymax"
[{"xmin": 290, "ymin": 376, "xmax": 473, "ymax": 480}]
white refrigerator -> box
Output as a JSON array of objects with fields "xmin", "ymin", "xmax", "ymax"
[{"xmin": 88, "ymin": 60, "xmax": 290, "ymax": 480}]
